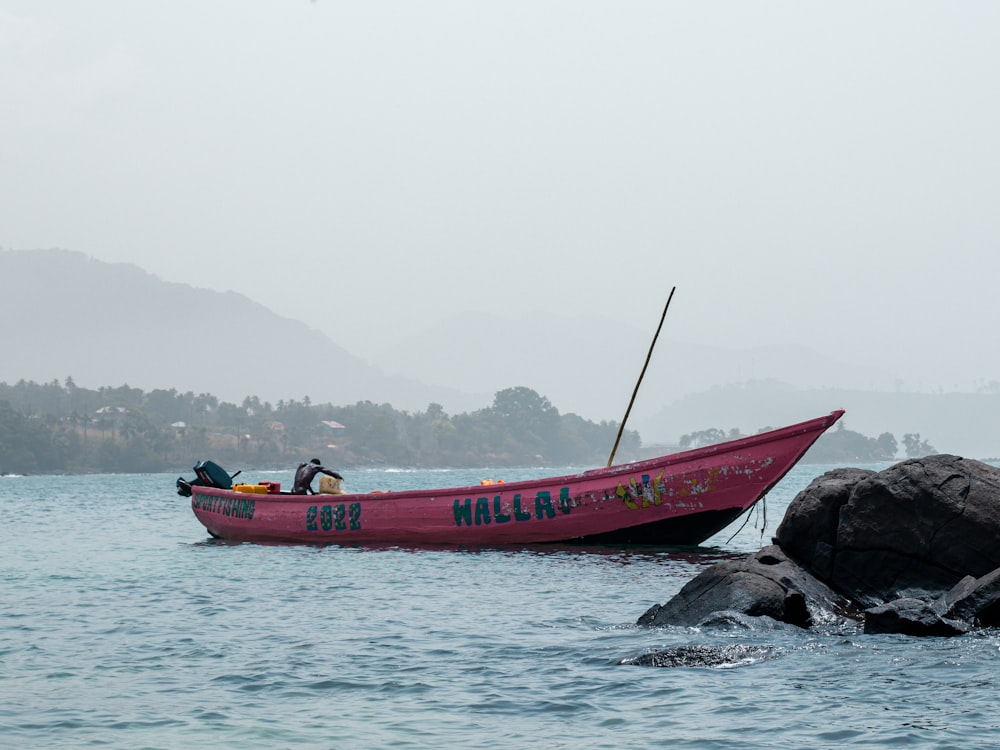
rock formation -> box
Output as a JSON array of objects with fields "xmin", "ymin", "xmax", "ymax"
[
  {"xmin": 638, "ymin": 455, "xmax": 1000, "ymax": 637},
  {"xmin": 637, "ymin": 545, "xmax": 859, "ymax": 629}
]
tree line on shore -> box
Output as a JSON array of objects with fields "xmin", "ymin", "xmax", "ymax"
[
  {"xmin": 0, "ymin": 378, "xmax": 639, "ymax": 475},
  {"xmin": 679, "ymin": 423, "xmax": 935, "ymax": 464},
  {"xmin": 0, "ymin": 378, "xmax": 931, "ymax": 476}
]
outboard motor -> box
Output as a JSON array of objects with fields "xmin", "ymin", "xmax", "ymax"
[{"xmin": 176, "ymin": 460, "xmax": 241, "ymax": 497}]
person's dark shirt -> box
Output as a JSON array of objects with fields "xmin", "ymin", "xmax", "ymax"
[{"xmin": 292, "ymin": 462, "xmax": 343, "ymax": 494}]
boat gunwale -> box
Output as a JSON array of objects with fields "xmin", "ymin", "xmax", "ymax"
[{"xmin": 191, "ymin": 409, "xmax": 844, "ymax": 505}]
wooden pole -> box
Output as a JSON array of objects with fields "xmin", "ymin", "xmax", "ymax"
[{"xmin": 606, "ymin": 287, "xmax": 676, "ymax": 467}]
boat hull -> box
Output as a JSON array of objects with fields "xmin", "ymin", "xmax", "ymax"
[{"xmin": 190, "ymin": 410, "xmax": 843, "ymax": 546}]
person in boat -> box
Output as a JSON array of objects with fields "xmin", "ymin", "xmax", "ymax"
[{"xmin": 292, "ymin": 458, "xmax": 343, "ymax": 495}]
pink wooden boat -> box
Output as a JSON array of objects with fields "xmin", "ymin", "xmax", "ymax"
[{"xmin": 186, "ymin": 410, "xmax": 843, "ymax": 546}]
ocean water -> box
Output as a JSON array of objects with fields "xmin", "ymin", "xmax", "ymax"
[{"xmin": 3, "ymin": 464, "xmax": 1000, "ymax": 749}]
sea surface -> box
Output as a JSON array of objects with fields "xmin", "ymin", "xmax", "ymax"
[{"xmin": 3, "ymin": 463, "xmax": 1000, "ymax": 749}]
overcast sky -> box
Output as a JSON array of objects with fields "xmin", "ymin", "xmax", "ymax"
[{"xmin": 2, "ymin": 1, "xmax": 998, "ymax": 392}]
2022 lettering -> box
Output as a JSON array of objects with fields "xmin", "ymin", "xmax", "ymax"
[{"xmin": 306, "ymin": 502, "xmax": 362, "ymax": 532}]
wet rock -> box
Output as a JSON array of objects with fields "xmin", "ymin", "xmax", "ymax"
[
  {"xmin": 776, "ymin": 455, "xmax": 1000, "ymax": 608},
  {"xmin": 772, "ymin": 467, "xmax": 875, "ymax": 583},
  {"xmin": 621, "ymin": 643, "xmax": 777, "ymax": 668},
  {"xmin": 637, "ymin": 545, "xmax": 856, "ymax": 629},
  {"xmin": 863, "ymin": 598, "xmax": 971, "ymax": 636},
  {"xmin": 935, "ymin": 569, "xmax": 1000, "ymax": 627},
  {"xmin": 638, "ymin": 455, "xmax": 1000, "ymax": 637}
]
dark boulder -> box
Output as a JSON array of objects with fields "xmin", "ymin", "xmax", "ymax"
[
  {"xmin": 638, "ymin": 455, "xmax": 1000, "ymax": 637},
  {"xmin": 776, "ymin": 455, "xmax": 1000, "ymax": 607},
  {"xmin": 771, "ymin": 467, "xmax": 875, "ymax": 583},
  {"xmin": 863, "ymin": 598, "xmax": 970, "ymax": 636},
  {"xmin": 935, "ymin": 569, "xmax": 1000, "ymax": 627},
  {"xmin": 638, "ymin": 545, "xmax": 856, "ymax": 629},
  {"xmin": 867, "ymin": 570, "xmax": 1000, "ymax": 635}
]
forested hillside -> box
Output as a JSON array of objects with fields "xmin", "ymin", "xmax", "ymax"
[
  {"xmin": 1, "ymin": 378, "xmax": 928, "ymax": 475},
  {"xmin": 0, "ymin": 379, "xmax": 637, "ymax": 474}
]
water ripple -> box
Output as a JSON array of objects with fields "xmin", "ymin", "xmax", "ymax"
[{"xmin": 3, "ymin": 469, "xmax": 1000, "ymax": 748}]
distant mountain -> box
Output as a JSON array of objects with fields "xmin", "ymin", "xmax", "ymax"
[
  {"xmin": 7, "ymin": 249, "xmax": 992, "ymax": 458},
  {"xmin": 5, "ymin": 249, "xmax": 892, "ymax": 423},
  {"xmin": 0, "ymin": 249, "xmax": 481, "ymax": 411}
]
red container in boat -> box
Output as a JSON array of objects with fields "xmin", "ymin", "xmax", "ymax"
[{"xmin": 259, "ymin": 481, "xmax": 281, "ymax": 494}]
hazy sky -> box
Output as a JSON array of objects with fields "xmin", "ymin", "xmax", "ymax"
[{"xmin": 2, "ymin": 2, "xmax": 998, "ymax": 392}]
